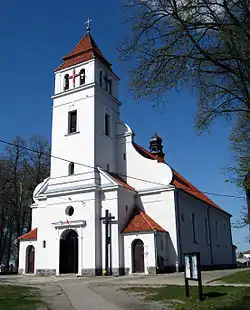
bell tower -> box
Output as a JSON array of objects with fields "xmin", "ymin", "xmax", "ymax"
[{"xmin": 50, "ymin": 22, "xmax": 120, "ymax": 180}]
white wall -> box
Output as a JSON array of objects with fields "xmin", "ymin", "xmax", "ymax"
[
  {"xmin": 138, "ymin": 189, "xmax": 178, "ymax": 267},
  {"xmin": 115, "ymin": 122, "xmax": 173, "ymax": 189},
  {"xmin": 209, "ymin": 206, "xmax": 234, "ymax": 265},
  {"xmin": 95, "ymin": 59, "xmax": 119, "ymax": 100},
  {"xmin": 177, "ymin": 190, "xmax": 234, "ymax": 267},
  {"xmin": 155, "ymin": 232, "xmax": 170, "ymax": 269},
  {"xmin": 19, "ymin": 241, "xmax": 37, "ymax": 274},
  {"xmin": 117, "ymin": 188, "xmax": 136, "ymax": 271},
  {"xmin": 124, "ymin": 232, "xmax": 155, "ymax": 274},
  {"xmin": 95, "ymin": 86, "xmax": 120, "ymax": 172},
  {"xmin": 50, "ymin": 87, "xmax": 95, "ymax": 178},
  {"xmin": 30, "ymin": 190, "xmax": 100, "ymax": 274},
  {"xmin": 100, "ymin": 189, "xmax": 119, "ymax": 272}
]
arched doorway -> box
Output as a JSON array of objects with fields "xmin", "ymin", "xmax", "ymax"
[
  {"xmin": 132, "ymin": 239, "xmax": 145, "ymax": 273},
  {"xmin": 59, "ymin": 229, "xmax": 78, "ymax": 274},
  {"xmin": 26, "ymin": 245, "xmax": 35, "ymax": 274}
]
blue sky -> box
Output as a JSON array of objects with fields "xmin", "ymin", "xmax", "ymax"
[{"xmin": 0, "ymin": 0, "xmax": 248, "ymax": 251}]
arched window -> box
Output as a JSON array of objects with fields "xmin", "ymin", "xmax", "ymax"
[
  {"xmin": 69, "ymin": 162, "xmax": 74, "ymax": 175},
  {"xmin": 64, "ymin": 74, "xmax": 69, "ymax": 91},
  {"xmin": 79, "ymin": 69, "xmax": 85, "ymax": 85}
]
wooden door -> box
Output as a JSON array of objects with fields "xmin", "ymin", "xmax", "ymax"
[
  {"xmin": 132, "ymin": 239, "xmax": 144, "ymax": 273},
  {"xmin": 26, "ymin": 246, "xmax": 35, "ymax": 274}
]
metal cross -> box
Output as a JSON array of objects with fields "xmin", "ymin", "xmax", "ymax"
[
  {"xmin": 85, "ymin": 17, "xmax": 92, "ymax": 33},
  {"xmin": 69, "ymin": 69, "xmax": 79, "ymax": 88}
]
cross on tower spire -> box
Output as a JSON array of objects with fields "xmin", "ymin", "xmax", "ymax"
[{"xmin": 85, "ymin": 17, "xmax": 92, "ymax": 33}]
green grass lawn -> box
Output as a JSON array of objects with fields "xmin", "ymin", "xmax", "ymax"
[
  {"xmin": 0, "ymin": 285, "xmax": 43, "ymax": 309},
  {"xmin": 122, "ymin": 285, "xmax": 250, "ymax": 309},
  {"xmin": 216, "ymin": 269, "xmax": 250, "ymax": 284}
]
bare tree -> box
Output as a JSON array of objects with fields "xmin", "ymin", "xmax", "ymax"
[
  {"xmin": 120, "ymin": 0, "xmax": 250, "ymax": 203},
  {"xmin": 0, "ymin": 135, "xmax": 50, "ymax": 272},
  {"xmin": 121, "ymin": 0, "xmax": 250, "ymax": 125}
]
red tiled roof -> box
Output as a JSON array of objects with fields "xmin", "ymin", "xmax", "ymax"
[
  {"xmin": 133, "ymin": 143, "xmax": 230, "ymax": 215},
  {"xmin": 171, "ymin": 169, "xmax": 224, "ymax": 211},
  {"xmin": 108, "ymin": 172, "xmax": 135, "ymax": 191},
  {"xmin": 243, "ymin": 250, "xmax": 250, "ymax": 254},
  {"xmin": 55, "ymin": 33, "xmax": 112, "ymax": 72},
  {"xmin": 123, "ymin": 209, "xmax": 166, "ymax": 233},
  {"xmin": 18, "ymin": 228, "xmax": 37, "ymax": 241},
  {"xmin": 133, "ymin": 143, "xmax": 156, "ymax": 160}
]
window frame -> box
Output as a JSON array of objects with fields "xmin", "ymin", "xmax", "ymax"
[
  {"xmin": 79, "ymin": 68, "xmax": 85, "ymax": 86},
  {"xmin": 104, "ymin": 110, "xmax": 111, "ymax": 137},
  {"xmin": 104, "ymin": 72, "xmax": 109, "ymax": 91},
  {"xmin": 215, "ymin": 221, "xmax": 219, "ymax": 246},
  {"xmin": 69, "ymin": 162, "xmax": 75, "ymax": 175},
  {"xmin": 68, "ymin": 110, "xmax": 77, "ymax": 134},
  {"xmin": 64, "ymin": 74, "xmax": 70, "ymax": 91},
  {"xmin": 205, "ymin": 217, "xmax": 210, "ymax": 245},
  {"xmin": 160, "ymin": 239, "xmax": 164, "ymax": 251},
  {"xmin": 108, "ymin": 78, "xmax": 112, "ymax": 95},
  {"xmin": 99, "ymin": 70, "xmax": 103, "ymax": 87},
  {"xmin": 192, "ymin": 213, "xmax": 197, "ymax": 243}
]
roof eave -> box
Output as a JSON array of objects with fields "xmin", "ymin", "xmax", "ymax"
[{"xmin": 175, "ymin": 187, "xmax": 232, "ymax": 217}]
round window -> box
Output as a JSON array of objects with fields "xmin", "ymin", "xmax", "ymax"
[{"xmin": 66, "ymin": 206, "xmax": 74, "ymax": 216}]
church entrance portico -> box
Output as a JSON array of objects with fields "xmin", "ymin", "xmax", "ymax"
[
  {"xmin": 53, "ymin": 220, "xmax": 86, "ymax": 276},
  {"xmin": 59, "ymin": 229, "xmax": 78, "ymax": 274}
]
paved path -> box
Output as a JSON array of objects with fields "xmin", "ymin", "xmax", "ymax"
[
  {"xmin": 59, "ymin": 280, "xmax": 168, "ymax": 310},
  {"xmin": 0, "ymin": 276, "xmax": 170, "ymax": 310},
  {"xmin": 1, "ymin": 268, "xmax": 249, "ymax": 309}
]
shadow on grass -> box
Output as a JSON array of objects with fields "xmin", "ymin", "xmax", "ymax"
[
  {"xmin": 203, "ymin": 291, "xmax": 227, "ymax": 299},
  {"xmin": 216, "ymin": 295, "xmax": 250, "ymax": 310}
]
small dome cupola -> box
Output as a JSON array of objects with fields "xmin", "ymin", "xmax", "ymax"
[
  {"xmin": 149, "ymin": 132, "xmax": 163, "ymax": 154},
  {"xmin": 149, "ymin": 132, "xmax": 165, "ymax": 163}
]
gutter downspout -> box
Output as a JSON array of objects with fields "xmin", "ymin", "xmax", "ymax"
[
  {"xmin": 154, "ymin": 230, "xmax": 158, "ymax": 275},
  {"xmin": 207, "ymin": 206, "xmax": 213, "ymax": 265},
  {"xmin": 175, "ymin": 188, "xmax": 182, "ymax": 272},
  {"xmin": 228, "ymin": 216, "xmax": 235, "ymax": 266}
]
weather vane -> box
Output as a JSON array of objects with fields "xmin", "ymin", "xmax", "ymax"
[{"xmin": 85, "ymin": 17, "xmax": 92, "ymax": 33}]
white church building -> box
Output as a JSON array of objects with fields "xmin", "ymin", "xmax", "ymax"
[{"xmin": 18, "ymin": 27, "xmax": 236, "ymax": 276}]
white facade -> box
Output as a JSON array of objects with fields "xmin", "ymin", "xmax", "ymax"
[{"xmin": 18, "ymin": 32, "xmax": 235, "ymax": 276}]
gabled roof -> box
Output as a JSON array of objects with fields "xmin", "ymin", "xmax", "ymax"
[
  {"xmin": 55, "ymin": 33, "xmax": 112, "ymax": 72},
  {"xmin": 108, "ymin": 172, "xmax": 135, "ymax": 191},
  {"xmin": 133, "ymin": 143, "xmax": 230, "ymax": 215},
  {"xmin": 18, "ymin": 228, "xmax": 37, "ymax": 241},
  {"xmin": 123, "ymin": 209, "xmax": 166, "ymax": 233}
]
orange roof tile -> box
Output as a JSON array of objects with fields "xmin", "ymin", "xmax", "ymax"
[
  {"xmin": 55, "ymin": 33, "xmax": 112, "ymax": 72},
  {"xmin": 171, "ymin": 169, "xmax": 225, "ymax": 211},
  {"xmin": 133, "ymin": 143, "xmax": 156, "ymax": 160},
  {"xmin": 18, "ymin": 228, "xmax": 37, "ymax": 241},
  {"xmin": 108, "ymin": 172, "xmax": 135, "ymax": 191},
  {"xmin": 133, "ymin": 143, "xmax": 230, "ymax": 215},
  {"xmin": 123, "ymin": 209, "xmax": 166, "ymax": 233}
]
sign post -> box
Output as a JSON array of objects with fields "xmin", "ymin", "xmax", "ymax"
[{"xmin": 184, "ymin": 252, "xmax": 203, "ymax": 301}]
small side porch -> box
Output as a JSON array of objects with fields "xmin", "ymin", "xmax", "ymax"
[{"xmin": 122, "ymin": 209, "xmax": 176, "ymax": 275}]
